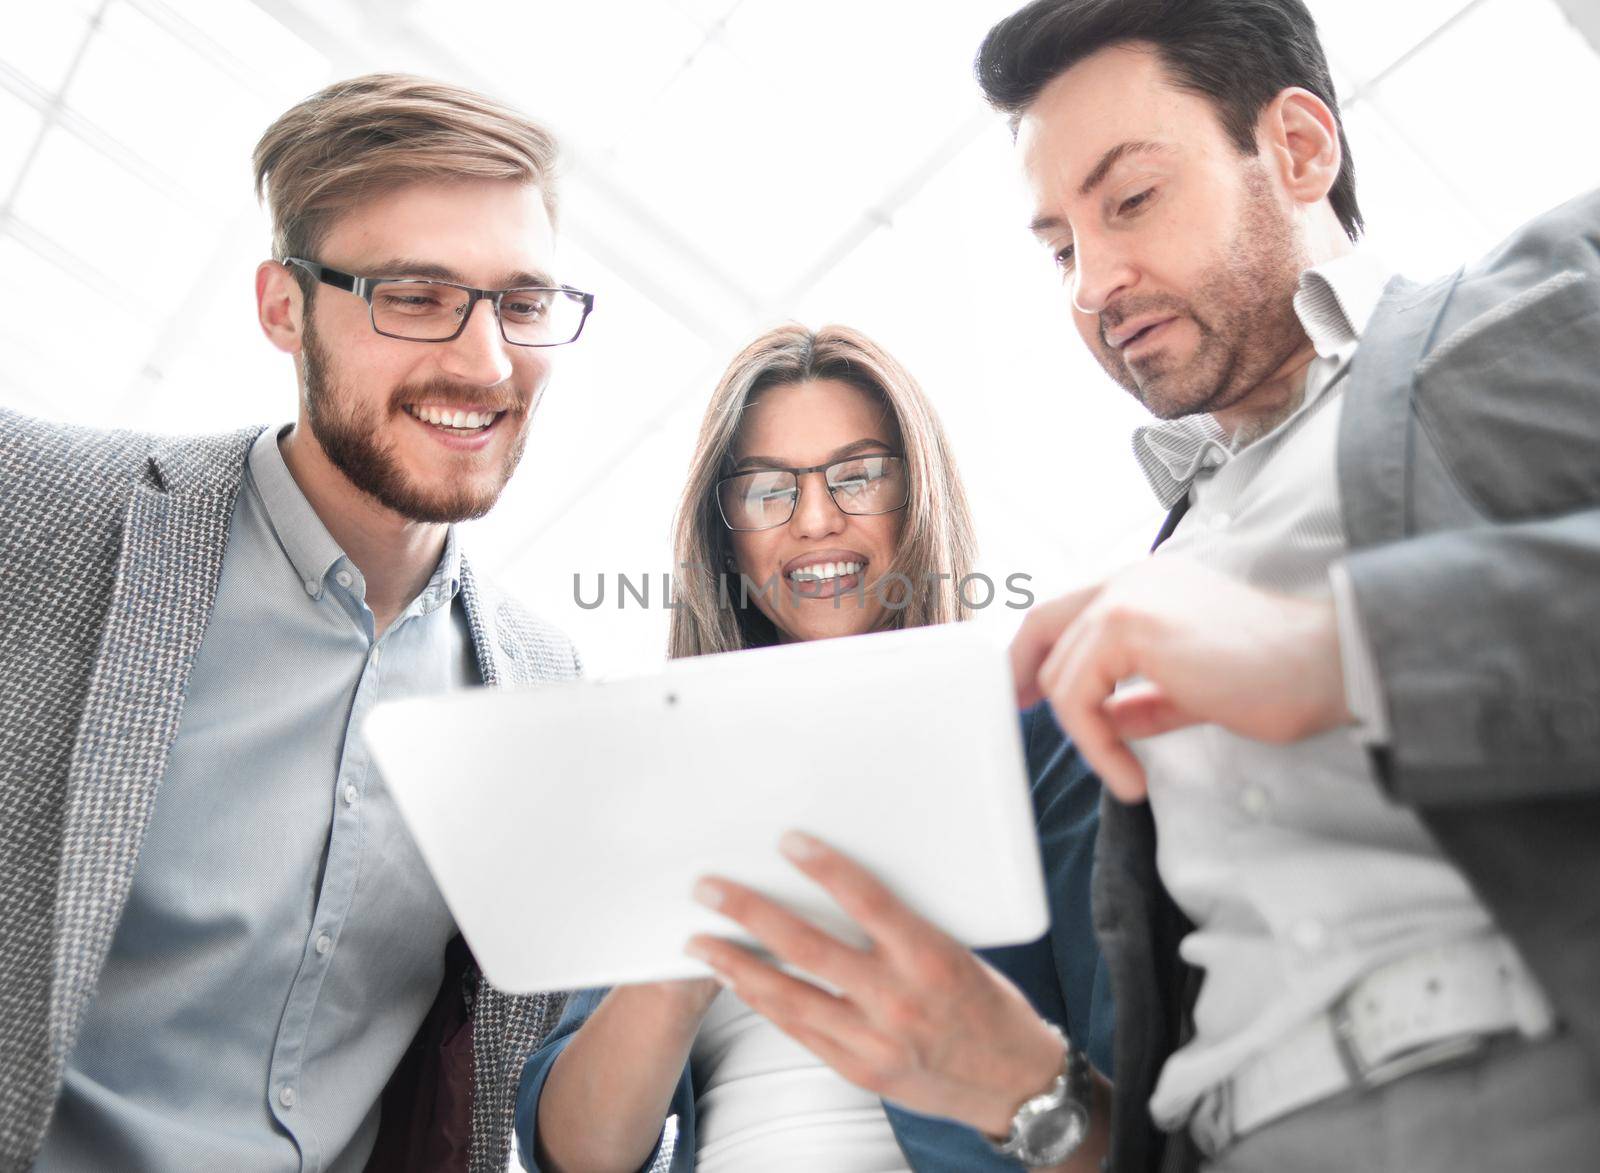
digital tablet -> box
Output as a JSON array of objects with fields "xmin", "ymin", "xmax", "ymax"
[{"xmin": 363, "ymin": 621, "xmax": 1048, "ymax": 992}]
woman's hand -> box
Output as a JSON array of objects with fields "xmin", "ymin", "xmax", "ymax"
[{"xmin": 685, "ymin": 832, "xmax": 1068, "ymax": 1140}]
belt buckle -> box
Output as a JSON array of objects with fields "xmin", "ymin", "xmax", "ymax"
[{"xmin": 1329, "ymin": 987, "xmax": 1490, "ymax": 1089}]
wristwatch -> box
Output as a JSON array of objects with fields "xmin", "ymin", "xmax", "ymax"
[{"xmin": 994, "ymin": 1023, "xmax": 1092, "ymax": 1168}]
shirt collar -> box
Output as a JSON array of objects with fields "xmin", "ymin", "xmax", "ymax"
[
  {"xmin": 1130, "ymin": 250, "xmax": 1393, "ymax": 508},
  {"xmin": 247, "ymin": 424, "xmax": 462, "ymax": 613},
  {"xmin": 1292, "ymin": 249, "xmax": 1392, "ymax": 360},
  {"xmin": 1130, "ymin": 414, "xmax": 1232, "ymax": 511},
  {"xmin": 248, "ymin": 424, "xmax": 346, "ymax": 594},
  {"xmin": 423, "ymin": 526, "xmax": 464, "ymax": 614}
]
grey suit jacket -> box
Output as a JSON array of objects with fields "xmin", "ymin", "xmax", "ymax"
[
  {"xmin": 0, "ymin": 411, "xmax": 581, "ymax": 1172},
  {"xmin": 1097, "ymin": 188, "xmax": 1600, "ymax": 1173}
]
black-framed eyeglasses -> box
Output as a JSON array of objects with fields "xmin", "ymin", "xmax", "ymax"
[
  {"xmin": 283, "ymin": 257, "xmax": 595, "ymax": 347},
  {"xmin": 715, "ymin": 454, "xmax": 909, "ymax": 531}
]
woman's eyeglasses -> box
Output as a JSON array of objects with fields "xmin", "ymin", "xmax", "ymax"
[{"xmin": 715, "ymin": 455, "xmax": 908, "ymax": 531}]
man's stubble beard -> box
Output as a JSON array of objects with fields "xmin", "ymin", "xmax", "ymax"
[
  {"xmin": 1097, "ymin": 163, "xmax": 1308, "ymax": 423},
  {"xmin": 299, "ymin": 309, "xmax": 533, "ymax": 524}
]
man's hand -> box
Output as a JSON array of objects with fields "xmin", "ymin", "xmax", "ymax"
[
  {"xmin": 1011, "ymin": 558, "xmax": 1351, "ymax": 800},
  {"xmin": 685, "ymin": 832, "xmax": 1068, "ymax": 1140}
]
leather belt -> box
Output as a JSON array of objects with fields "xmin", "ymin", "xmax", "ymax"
[{"xmin": 1190, "ymin": 934, "xmax": 1555, "ymax": 1158}]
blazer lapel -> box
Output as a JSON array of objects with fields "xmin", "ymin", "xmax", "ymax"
[
  {"xmin": 1338, "ymin": 272, "xmax": 1461, "ymax": 549},
  {"xmin": 51, "ymin": 440, "xmax": 248, "ymax": 1070},
  {"xmin": 458, "ymin": 555, "xmax": 517, "ymax": 688}
]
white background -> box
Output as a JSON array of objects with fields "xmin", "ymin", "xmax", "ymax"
[{"xmin": 4, "ymin": 0, "xmax": 1599, "ymax": 676}]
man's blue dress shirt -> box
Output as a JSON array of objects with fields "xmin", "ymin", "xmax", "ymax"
[{"xmin": 40, "ymin": 426, "xmax": 476, "ymax": 1171}]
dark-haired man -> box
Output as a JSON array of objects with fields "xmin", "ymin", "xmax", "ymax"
[{"xmin": 985, "ymin": 1, "xmax": 1600, "ymax": 1171}]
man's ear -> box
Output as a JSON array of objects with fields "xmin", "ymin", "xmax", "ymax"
[
  {"xmin": 256, "ymin": 260, "xmax": 306, "ymax": 356},
  {"xmin": 1260, "ymin": 86, "xmax": 1343, "ymax": 209}
]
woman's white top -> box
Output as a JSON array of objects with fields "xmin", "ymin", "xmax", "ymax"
[{"xmin": 689, "ymin": 988, "xmax": 912, "ymax": 1171}]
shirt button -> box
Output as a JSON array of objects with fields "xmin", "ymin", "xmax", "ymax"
[
  {"xmin": 302, "ymin": 580, "xmax": 319, "ymax": 597},
  {"xmin": 1209, "ymin": 512, "xmax": 1232, "ymax": 531},
  {"xmin": 316, "ymin": 933, "xmax": 333, "ymax": 956},
  {"xmin": 335, "ymin": 569, "xmax": 354, "ymax": 589},
  {"xmin": 343, "ymin": 784, "xmax": 359, "ymax": 806},
  {"xmin": 278, "ymin": 1085, "xmax": 296, "ymax": 1109},
  {"xmin": 1241, "ymin": 787, "xmax": 1270, "ymax": 817}
]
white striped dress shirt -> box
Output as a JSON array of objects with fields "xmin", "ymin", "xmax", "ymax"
[{"xmin": 1125, "ymin": 253, "xmax": 1526, "ymax": 1128}]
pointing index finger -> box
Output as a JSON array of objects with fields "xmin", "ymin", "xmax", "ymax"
[{"xmin": 1010, "ymin": 585, "xmax": 1101, "ymax": 709}]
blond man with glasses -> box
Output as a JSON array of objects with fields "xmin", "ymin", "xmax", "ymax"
[{"xmin": 1, "ymin": 75, "xmax": 589, "ymax": 1172}]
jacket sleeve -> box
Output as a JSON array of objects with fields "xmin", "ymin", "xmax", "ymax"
[
  {"xmin": 514, "ymin": 987, "xmax": 697, "ymax": 1173},
  {"xmin": 883, "ymin": 703, "xmax": 1113, "ymax": 1171},
  {"xmin": 1341, "ymin": 506, "xmax": 1600, "ymax": 805},
  {"xmin": 1340, "ymin": 193, "xmax": 1600, "ymax": 807}
]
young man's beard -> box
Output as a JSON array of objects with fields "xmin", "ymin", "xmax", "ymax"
[
  {"xmin": 299, "ymin": 313, "xmax": 531, "ymax": 524},
  {"xmin": 1096, "ymin": 163, "xmax": 1308, "ymax": 422}
]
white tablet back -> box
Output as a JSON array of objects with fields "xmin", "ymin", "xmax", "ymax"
[{"xmin": 363, "ymin": 622, "xmax": 1047, "ymax": 993}]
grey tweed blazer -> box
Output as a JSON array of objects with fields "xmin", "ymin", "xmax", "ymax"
[{"xmin": 0, "ymin": 409, "xmax": 579, "ymax": 1172}]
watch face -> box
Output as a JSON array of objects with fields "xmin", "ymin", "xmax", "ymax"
[{"xmin": 1025, "ymin": 1106, "xmax": 1088, "ymax": 1161}]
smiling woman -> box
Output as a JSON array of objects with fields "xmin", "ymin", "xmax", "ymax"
[
  {"xmin": 514, "ymin": 324, "xmax": 990, "ymax": 1173},
  {"xmin": 669, "ymin": 323, "xmax": 978, "ymax": 654},
  {"xmin": 661, "ymin": 327, "xmax": 979, "ymax": 1163},
  {"xmin": 515, "ymin": 322, "xmax": 1116, "ymax": 1173}
]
